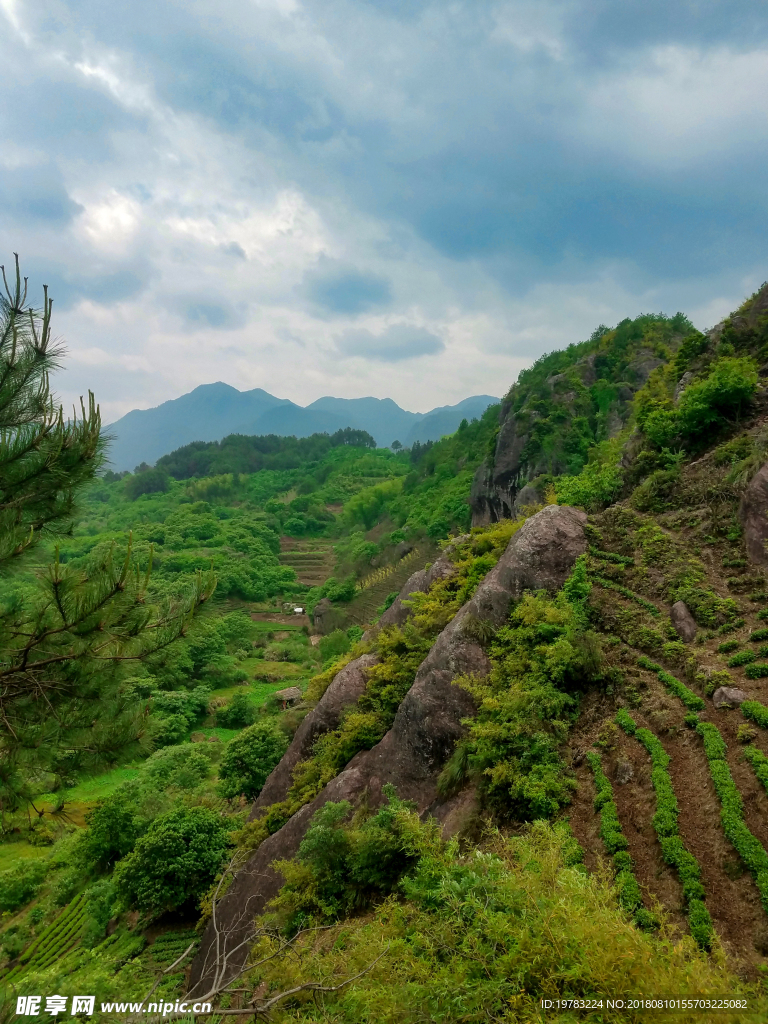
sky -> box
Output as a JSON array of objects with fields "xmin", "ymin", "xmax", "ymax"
[{"xmin": 1, "ymin": 0, "xmax": 767, "ymax": 423}]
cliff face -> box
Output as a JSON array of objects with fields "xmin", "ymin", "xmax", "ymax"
[{"xmin": 469, "ymin": 319, "xmax": 694, "ymax": 526}]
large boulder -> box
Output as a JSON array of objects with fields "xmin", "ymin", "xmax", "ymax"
[
  {"xmin": 187, "ymin": 505, "xmax": 588, "ymax": 995},
  {"xmin": 740, "ymin": 462, "xmax": 768, "ymax": 566},
  {"xmin": 670, "ymin": 601, "xmax": 697, "ymax": 642},
  {"xmin": 712, "ymin": 686, "xmax": 749, "ymax": 708}
]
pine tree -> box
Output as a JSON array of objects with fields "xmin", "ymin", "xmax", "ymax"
[{"xmin": 0, "ymin": 257, "xmax": 214, "ymax": 819}]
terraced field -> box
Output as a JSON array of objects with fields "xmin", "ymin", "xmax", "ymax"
[
  {"xmin": 278, "ymin": 537, "xmax": 336, "ymax": 587},
  {"xmin": 345, "ymin": 546, "xmax": 437, "ymax": 625},
  {"xmin": 565, "ymin": 523, "xmax": 768, "ymax": 972}
]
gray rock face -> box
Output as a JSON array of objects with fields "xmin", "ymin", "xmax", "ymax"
[
  {"xmin": 615, "ymin": 760, "xmax": 634, "ymax": 785},
  {"xmin": 513, "ymin": 484, "xmax": 543, "ymax": 513},
  {"xmin": 740, "ymin": 462, "xmax": 768, "ymax": 566},
  {"xmin": 712, "ymin": 686, "xmax": 749, "ymax": 708},
  {"xmin": 670, "ymin": 601, "xmax": 697, "ymax": 642},
  {"xmin": 187, "ymin": 505, "xmax": 588, "ymax": 994},
  {"xmin": 250, "ymin": 653, "xmax": 379, "ymax": 814},
  {"xmin": 311, "ymin": 598, "xmax": 348, "ymax": 635}
]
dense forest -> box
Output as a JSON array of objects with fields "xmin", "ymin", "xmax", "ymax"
[{"xmin": 4, "ymin": 268, "xmax": 768, "ymax": 1022}]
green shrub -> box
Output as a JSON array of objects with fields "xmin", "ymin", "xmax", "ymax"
[
  {"xmin": 718, "ymin": 640, "xmax": 740, "ymax": 654},
  {"xmin": 142, "ymin": 744, "xmax": 212, "ymax": 790},
  {"xmin": 586, "ymin": 751, "xmax": 653, "ymax": 929},
  {"xmin": 694, "ymin": 720, "xmax": 768, "ymax": 910},
  {"xmin": 216, "ymin": 690, "xmax": 257, "ymax": 728},
  {"xmin": 751, "ymin": 628, "xmax": 768, "ymax": 642},
  {"xmin": 742, "ymin": 700, "xmax": 768, "ymax": 729},
  {"xmin": 319, "ymin": 629, "xmax": 352, "ymax": 665},
  {"xmin": 593, "ymin": 578, "xmax": 660, "ymax": 616},
  {"xmin": 728, "ymin": 651, "xmax": 756, "ymax": 667},
  {"xmin": 114, "ymin": 807, "xmax": 231, "ymax": 915},
  {"xmin": 218, "ymin": 721, "xmax": 289, "ymax": 800},
  {"xmin": 81, "ymin": 879, "xmax": 116, "ymax": 948},
  {"xmin": 745, "ymin": 663, "xmax": 768, "ymax": 679},
  {"xmin": 0, "ymin": 858, "xmax": 47, "ymax": 913},
  {"xmin": 637, "ymin": 656, "xmax": 705, "ymax": 711},
  {"xmin": 744, "ymin": 745, "xmax": 768, "ymax": 794},
  {"xmin": 76, "ymin": 799, "xmax": 144, "ymax": 874},
  {"xmin": 272, "ymin": 786, "xmax": 425, "ymax": 931}
]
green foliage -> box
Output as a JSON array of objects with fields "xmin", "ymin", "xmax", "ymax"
[
  {"xmin": 718, "ymin": 639, "xmax": 740, "ymax": 653},
  {"xmin": 744, "ymin": 744, "xmax": 768, "ymax": 795},
  {"xmin": 124, "ymin": 467, "xmax": 170, "ymax": 499},
  {"xmin": 319, "ymin": 629, "xmax": 352, "ymax": 664},
  {"xmin": 728, "ymin": 650, "xmax": 755, "ymax": 667},
  {"xmin": 271, "ymin": 786, "xmax": 427, "ymax": 931},
  {"xmin": 253, "ymin": 820, "xmax": 763, "ymax": 1023},
  {"xmin": 616, "ymin": 712, "xmax": 712, "ymax": 948},
  {"xmin": 218, "ymin": 722, "xmax": 289, "ymax": 800},
  {"xmin": 751, "ymin": 628, "xmax": 768, "ymax": 642},
  {"xmin": 76, "ymin": 801, "xmax": 143, "ymax": 875},
  {"xmin": 216, "ymin": 690, "xmax": 257, "ymax": 729},
  {"xmin": 591, "ymin": 576, "xmax": 660, "ymax": 616},
  {"xmin": 453, "ymin": 559, "xmax": 598, "ymax": 819},
  {"xmin": 637, "ymin": 656, "xmax": 705, "ymax": 711},
  {"xmin": 113, "ymin": 807, "xmax": 231, "ymax": 915},
  {"xmin": 586, "ymin": 752, "xmax": 653, "ymax": 928},
  {"xmin": 554, "ymin": 438, "xmax": 624, "ymax": 511},
  {"xmin": 0, "ymin": 858, "xmax": 47, "ymax": 912},
  {"xmin": 745, "ymin": 663, "xmax": 768, "ymax": 679},
  {"xmin": 742, "ymin": 700, "xmax": 768, "ymax": 729},
  {"xmin": 156, "ymin": 427, "xmax": 376, "ymax": 480},
  {"xmin": 693, "ymin": 720, "xmax": 768, "ymax": 910}
]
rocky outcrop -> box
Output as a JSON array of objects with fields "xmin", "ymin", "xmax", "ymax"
[
  {"xmin": 187, "ymin": 505, "xmax": 588, "ymax": 994},
  {"xmin": 740, "ymin": 463, "xmax": 768, "ymax": 565},
  {"xmin": 372, "ymin": 539, "xmax": 465, "ymax": 633},
  {"xmin": 670, "ymin": 601, "xmax": 697, "ymax": 642},
  {"xmin": 250, "ymin": 653, "xmax": 379, "ymax": 813},
  {"xmin": 311, "ymin": 598, "xmax": 348, "ymax": 635}
]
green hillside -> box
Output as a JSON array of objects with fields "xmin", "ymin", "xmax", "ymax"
[{"xmin": 5, "ymin": 282, "xmax": 768, "ymax": 1021}]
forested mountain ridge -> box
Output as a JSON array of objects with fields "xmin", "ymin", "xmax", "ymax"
[
  {"xmin": 7, "ymin": 282, "xmax": 768, "ymax": 1021},
  {"xmin": 105, "ymin": 384, "xmax": 499, "ymax": 471}
]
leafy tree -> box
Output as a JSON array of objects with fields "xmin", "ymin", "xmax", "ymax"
[
  {"xmin": 0, "ymin": 259, "xmax": 214, "ymax": 812},
  {"xmin": 216, "ymin": 690, "xmax": 257, "ymax": 729},
  {"xmin": 218, "ymin": 721, "xmax": 288, "ymax": 799},
  {"xmin": 113, "ymin": 806, "xmax": 231, "ymax": 914}
]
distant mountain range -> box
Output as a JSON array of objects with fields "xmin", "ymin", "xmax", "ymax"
[{"xmin": 104, "ymin": 384, "xmax": 500, "ymax": 472}]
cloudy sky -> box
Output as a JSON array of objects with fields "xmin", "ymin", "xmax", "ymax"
[{"xmin": 1, "ymin": 0, "xmax": 767, "ymax": 423}]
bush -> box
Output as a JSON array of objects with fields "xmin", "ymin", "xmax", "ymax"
[
  {"xmin": 728, "ymin": 651, "xmax": 756, "ymax": 667},
  {"xmin": 319, "ymin": 629, "xmax": 351, "ymax": 665},
  {"xmin": 0, "ymin": 858, "xmax": 47, "ymax": 912},
  {"xmin": 745, "ymin": 663, "xmax": 768, "ymax": 679},
  {"xmin": 637, "ymin": 657, "xmax": 705, "ymax": 711},
  {"xmin": 742, "ymin": 700, "xmax": 768, "ymax": 729},
  {"xmin": 216, "ymin": 690, "xmax": 257, "ymax": 729},
  {"xmin": 114, "ymin": 807, "xmax": 231, "ymax": 915},
  {"xmin": 271, "ymin": 787, "xmax": 424, "ymax": 931},
  {"xmin": 76, "ymin": 800, "xmax": 143, "ymax": 874},
  {"xmin": 142, "ymin": 744, "xmax": 212, "ymax": 790},
  {"xmin": 218, "ymin": 721, "xmax": 288, "ymax": 800}
]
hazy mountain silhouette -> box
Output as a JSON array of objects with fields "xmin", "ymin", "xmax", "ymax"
[{"xmin": 105, "ymin": 384, "xmax": 499, "ymax": 470}]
